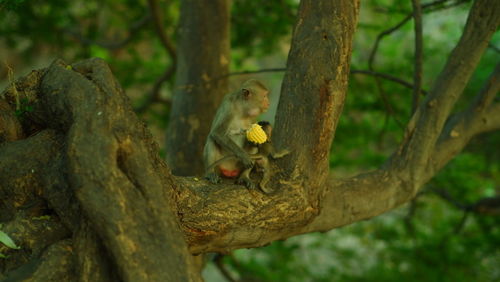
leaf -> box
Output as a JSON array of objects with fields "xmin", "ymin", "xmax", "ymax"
[
  {"xmin": 0, "ymin": 253, "xmax": 7, "ymax": 259},
  {"xmin": 0, "ymin": 230, "xmax": 20, "ymax": 249},
  {"xmin": 32, "ymin": 215, "xmax": 51, "ymax": 221}
]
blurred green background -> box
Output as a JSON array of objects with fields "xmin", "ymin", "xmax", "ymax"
[{"xmin": 1, "ymin": 0, "xmax": 498, "ymax": 281}]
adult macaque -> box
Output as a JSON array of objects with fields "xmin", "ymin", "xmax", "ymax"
[
  {"xmin": 205, "ymin": 121, "xmax": 289, "ymax": 193},
  {"xmin": 203, "ymin": 79, "xmax": 270, "ymax": 184}
]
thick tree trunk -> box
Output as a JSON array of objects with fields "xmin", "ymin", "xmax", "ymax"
[
  {"xmin": 1, "ymin": 59, "xmax": 200, "ymax": 281},
  {"xmin": 165, "ymin": 0, "xmax": 230, "ymax": 176},
  {"xmin": 274, "ymin": 0, "xmax": 359, "ymax": 202}
]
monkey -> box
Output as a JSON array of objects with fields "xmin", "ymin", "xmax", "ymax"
[
  {"xmin": 238, "ymin": 121, "xmax": 289, "ymax": 193},
  {"xmin": 203, "ymin": 79, "xmax": 270, "ymax": 184},
  {"xmin": 205, "ymin": 121, "xmax": 289, "ymax": 193}
]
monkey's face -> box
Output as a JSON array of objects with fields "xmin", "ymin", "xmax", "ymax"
[
  {"xmin": 242, "ymin": 88, "xmax": 269, "ymax": 117},
  {"xmin": 259, "ymin": 90, "xmax": 270, "ymax": 112}
]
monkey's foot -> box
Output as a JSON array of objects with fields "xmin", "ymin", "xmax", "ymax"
[
  {"xmin": 205, "ymin": 173, "xmax": 221, "ymax": 184},
  {"xmin": 237, "ymin": 177, "xmax": 255, "ymax": 189}
]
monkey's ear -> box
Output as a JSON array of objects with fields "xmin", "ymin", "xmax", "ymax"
[{"xmin": 242, "ymin": 88, "xmax": 250, "ymax": 99}]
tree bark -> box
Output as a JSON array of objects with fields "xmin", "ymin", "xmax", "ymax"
[{"xmin": 165, "ymin": 0, "xmax": 230, "ymax": 176}]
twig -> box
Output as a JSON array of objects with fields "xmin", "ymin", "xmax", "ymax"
[
  {"xmin": 135, "ymin": 65, "xmax": 175, "ymax": 113},
  {"xmin": 368, "ymin": 14, "xmax": 412, "ymax": 69},
  {"xmin": 429, "ymin": 186, "xmax": 500, "ymax": 236},
  {"xmin": 366, "ymin": 11, "xmax": 406, "ymax": 130},
  {"xmin": 136, "ymin": 0, "xmax": 177, "ymax": 113},
  {"xmin": 469, "ymin": 62, "xmax": 500, "ymax": 112},
  {"xmin": 135, "ymin": 64, "xmax": 433, "ymax": 112},
  {"xmin": 64, "ymin": 13, "xmax": 151, "ymax": 50},
  {"xmin": 404, "ymin": 198, "xmax": 419, "ymax": 236},
  {"xmin": 431, "ymin": 187, "xmax": 469, "ymax": 210},
  {"xmin": 368, "ymin": 0, "xmax": 470, "ymax": 70},
  {"xmin": 226, "ymin": 68, "xmax": 287, "ymax": 77},
  {"xmin": 488, "ymin": 43, "xmax": 500, "ymax": 54},
  {"xmin": 147, "ymin": 0, "xmax": 176, "ymax": 59},
  {"xmin": 368, "ymin": 67, "xmax": 405, "ymax": 129},
  {"xmin": 424, "ymin": 0, "xmax": 470, "ymax": 13},
  {"xmin": 471, "ymin": 196, "xmax": 500, "ymax": 215},
  {"xmin": 367, "ymin": 0, "xmax": 469, "ymax": 127},
  {"xmin": 214, "ymin": 254, "xmax": 236, "ymax": 282},
  {"xmin": 351, "ymin": 69, "xmax": 428, "ymax": 95},
  {"xmin": 221, "ymin": 67, "xmax": 429, "ymax": 95},
  {"xmin": 453, "ymin": 211, "xmax": 469, "ymax": 234},
  {"xmin": 430, "ymin": 187, "xmax": 500, "ymax": 215},
  {"xmin": 411, "ymin": 0, "xmax": 423, "ymax": 115}
]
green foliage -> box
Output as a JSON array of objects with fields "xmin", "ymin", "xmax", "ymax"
[
  {"xmin": 0, "ymin": 0, "xmax": 27, "ymax": 11},
  {"xmin": 0, "ymin": 228, "xmax": 20, "ymax": 259},
  {"xmin": 32, "ymin": 215, "xmax": 51, "ymax": 221},
  {"xmin": 231, "ymin": 0, "xmax": 298, "ymax": 66},
  {"xmin": 226, "ymin": 241, "xmax": 311, "ymax": 281},
  {"xmin": 0, "ymin": 229, "xmax": 20, "ymax": 250}
]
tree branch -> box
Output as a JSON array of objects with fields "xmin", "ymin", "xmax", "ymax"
[
  {"xmin": 273, "ymin": 0, "xmax": 360, "ymax": 202},
  {"xmin": 422, "ymin": 63, "xmax": 500, "ymax": 179},
  {"xmin": 38, "ymin": 59, "xmax": 200, "ymax": 281},
  {"xmin": 183, "ymin": 0, "xmax": 500, "ymax": 249},
  {"xmin": 389, "ymin": 0, "xmax": 500, "ymax": 186},
  {"xmin": 430, "ymin": 102, "xmax": 500, "ymax": 179}
]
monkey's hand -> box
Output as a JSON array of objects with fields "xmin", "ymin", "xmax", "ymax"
[
  {"xmin": 239, "ymin": 154, "xmax": 254, "ymax": 169},
  {"xmin": 211, "ymin": 133, "xmax": 253, "ymax": 169},
  {"xmin": 205, "ymin": 172, "xmax": 221, "ymax": 184},
  {"xmin": 270, "ymin": 149, "xmax": 290, "ymax": 159}
]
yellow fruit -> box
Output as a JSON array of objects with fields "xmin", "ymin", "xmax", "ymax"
[{"xmin": 246, "ymin": 124, "xmax": 267, "ymax": 144}]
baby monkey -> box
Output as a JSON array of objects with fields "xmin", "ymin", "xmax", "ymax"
[{"xmin": 206, "ymin": 121, "xmax": 289, "ymax": 193}]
